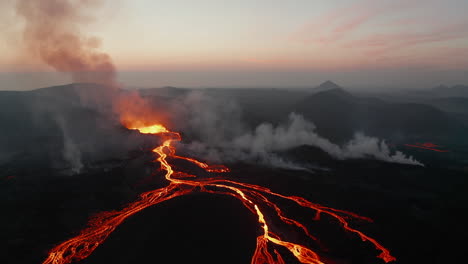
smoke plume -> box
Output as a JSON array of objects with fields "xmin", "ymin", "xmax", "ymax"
[
  {"xmin": 174, "ymin": 92, "xmax": 422, "ymax": 167},
  {"xmin": 12, "ymin": 1, "xmax": 422, "ymax": 171},
  {"xmin": 343, "ymin": 133, "xmax": 422, "ymax": 165},
  {"xmin": 13, "ymin": 0, "xmax": 168, "ymax": 173},
  {"xmin": 55, "ymin": 115, "xmax": 83, "ymax": 174},
  {"xmin": 15, "ymin": 0, "xmax": 116, "ymax": 87}
]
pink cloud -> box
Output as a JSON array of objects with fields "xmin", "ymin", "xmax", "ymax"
[
  {"xmin": 292, "ymin": 0, "xmax": 419, "ymax": 44},
  {"xmin": 349, "ymin": 21, "xmax": 468, "ymax": 57}
]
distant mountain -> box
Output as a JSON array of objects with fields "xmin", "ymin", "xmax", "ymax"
[
  {"xmin": 313, "ymin": 81, "xmax": 343, "ymax": 93},
  {"xmin": 433, "ymin": 84, "xmax": 449, "ymax": 90},
  {"xmin": 308, "ymin": 87, "xmax": 356, "ymax": 102},
  {"xmin": 295, "ymin": 88, "xmax": 466, "ymax": 143},
  {"xmin": 427, "ymin": 97, "xmax": 468, "ymax": 115},
  {"xmin": 431, "ymin": 84, "xmax": 468, "ymax": 97}
]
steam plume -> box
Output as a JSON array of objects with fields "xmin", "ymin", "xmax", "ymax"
[
  {"xmin": 13, "ymin": 0, "xmax": 169, "ymax": 173},
  {"xmin": 56, "ymin": 116, "xmax": 83, "ymax": 174},
  {"xmin": 175, "ymin": 92, "xmax": 422, "ymax": 167},
  {"xmin": 15, "ymin": 0, "xmax": 116, "ymax": 87}
]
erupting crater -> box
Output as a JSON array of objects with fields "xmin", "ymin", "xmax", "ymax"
[{"xmin": 43, "ymin": 123, "xmax": 396, "ymax": 264}]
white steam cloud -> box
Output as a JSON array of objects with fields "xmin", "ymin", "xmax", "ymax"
[
  {"xmin": 343, "ymin": 133, "xmax": 422, "ymax": 165},
  {"xmin": 174, "ymin": 91, "xmax": 423, "ymax": 168},
  {"xmin": 56, "ymin": 116, "xmax": 84, "ymax": 174}
]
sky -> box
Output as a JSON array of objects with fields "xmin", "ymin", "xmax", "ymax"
[{"xmin": 1, "ymin": 0, "xmax": 468, "ymax": 90}]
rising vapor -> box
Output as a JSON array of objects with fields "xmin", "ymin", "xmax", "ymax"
[
  {"xmin": 55, "ymin": 115, "xmax": 83, "ymax": 174},
  {"xmin": 15, "ymin": 0, "xmax": 165, "ymax": 115},
  {"xmin": 14, "ymin": 0, "xmax": 167, "ymax": 172},
  {"xmin": 15, "ymin": 0, "xmax": 116, "ymax": 86},
  {"xmin": 176, "ymin": 92, "xmax": 422, "ymax": 167}
]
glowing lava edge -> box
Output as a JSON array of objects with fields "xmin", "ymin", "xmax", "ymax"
[{"xmin": 43, "ymin": 124, "xmax": 396, "ymax": 264}]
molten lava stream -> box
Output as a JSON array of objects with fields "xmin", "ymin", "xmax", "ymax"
[{"xmin": 42, "ymin": 124, "xmax": 396, "ymax": 264}]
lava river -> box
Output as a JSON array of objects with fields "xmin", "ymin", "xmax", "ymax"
[{"xmin": 42, "ymin": 123, "xmax": 396, "ymax": 264}]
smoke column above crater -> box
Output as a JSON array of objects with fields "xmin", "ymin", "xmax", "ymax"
[
  {"xmin": 15, "ymin": 0, "xmax": 117, "ymax": 87},
  {"xmin": 14, "ymin": 0, "xmax": 168, "ymax": 170},
  {"xmin": 15, "ymin": 0, "xmax": 167, "ymax": 123}
]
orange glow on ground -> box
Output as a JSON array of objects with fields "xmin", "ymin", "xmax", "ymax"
[{"xmin": 42, "ymin": 123, "xmax": 396, "ymax": 264}]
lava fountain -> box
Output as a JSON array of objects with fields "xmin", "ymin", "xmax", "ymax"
[{"xmin": 42, "ymin": 123, "xmax": 396, "ymax": 264}]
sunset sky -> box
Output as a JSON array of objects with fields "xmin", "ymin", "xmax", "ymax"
[{"xmin": 1, "ymin": 0, "xmax": 468, "ymax": 90}]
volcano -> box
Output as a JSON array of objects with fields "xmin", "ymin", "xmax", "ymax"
[
  {"xmin": 6, "ymin": 1, "xmax": 468, "ymax": 263},
  {"xmin": 3, "ymin": 84, "xmax": 468, "ymax": 264},
  {"xmin": 313, "ymin": 81, "xmax": 343, "ymax": 93}
]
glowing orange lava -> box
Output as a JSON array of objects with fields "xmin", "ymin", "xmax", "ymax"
[
  {"xmin": 129, "ymin": 124, "xmax": 169, "ymax": 134},
  {"xmin": 43, "ymin": 124, "xmax": 396, "ymax": 264}
]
